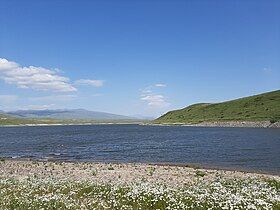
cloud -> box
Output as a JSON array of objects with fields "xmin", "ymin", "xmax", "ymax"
[
  {"xmin": 155, "ymin": 83, "xmax": 166, "ymax": 87},
  {"xmin": 26, "ymin": 104, "xmax": 56, "ymax": 110},
  {"xmin": 75, "ymin": 79, "xmax": 104, "ymax": 87},
  {"xmin": 0, "ymin": 58, "xmax": 77, "ymax": 92},
  {"xmin": 0, "ymin": 95, "xmax": 18, "ymax": 104},
  {"xmin": 140, "ymin": 86, "xmax": 170, "ymax": 108},
  {"xmin": 141, "ymin": 94, "xmax": 170, "ymax": 108},
  {"xmin": 141, "ymin": 89, "xmax": 152, "ymax": 94}
]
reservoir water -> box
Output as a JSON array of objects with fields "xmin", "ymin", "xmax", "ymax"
[{"xmin": 0, "ymin": 124, "xmax": 279, "ymax": 174}]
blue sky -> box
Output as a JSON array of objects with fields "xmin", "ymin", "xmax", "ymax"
[{"xmin": 0, "ymin": 0, "xmax": 279, "ymax": 117}]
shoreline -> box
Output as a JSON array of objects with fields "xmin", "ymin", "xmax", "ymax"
[
  {"xmin": 2, "ymin": 157, "xmax": 279, "ymax": 176},
  {"xmin": 149, "ymin": 120, "xmax": 280, "ymax": 128},
  {"xmin": 1, "ymin": 159, "xmax": 279, "ymax": 182},
  {"xmin": 1, "ymin": 120, "xmax": 280, "ymax": 128},
  {"xmin": 0, "ymin": 122, "xmax": 143, "ymax": 127}
]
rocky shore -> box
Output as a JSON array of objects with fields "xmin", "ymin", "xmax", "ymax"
[
  {"xmin": 1, "ymin": 159, "xmax": 277, "ymax": 186},
  {"xmin": 152, "ymin": 121, "xmax": 280, "ymax": 128},
  {"xmin": 192, "ymin": 121, "xmax": 280, "ymax": 128}
]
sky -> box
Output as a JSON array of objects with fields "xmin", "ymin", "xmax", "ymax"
[{"xmin": 0, "ymin": 0, "xmax": 279, "ymax": 117}]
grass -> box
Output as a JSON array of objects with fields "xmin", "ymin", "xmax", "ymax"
[
  {"xmin": 266, "ymin": 178, "xmax": 280, "ymax": 191},
  {"xmin": 0, "ymin": 176, "xmax": 279, "ymax": 210},
  {"xmin": 155, "ymin": 90, "xmax": 280, "ymax": 124},
  {"xmin": 0, "ymin": 113, "xmax": 148, "ymax": 126}
]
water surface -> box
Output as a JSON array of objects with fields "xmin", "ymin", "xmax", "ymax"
[{"xmin": 0, "ymin": 125, "xmax": 279, "ymax": 174}]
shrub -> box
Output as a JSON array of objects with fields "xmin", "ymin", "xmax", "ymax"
[
  {"xmin": 195, "ymin": 170, "xmax": 206, "ymax": 177},
  {"xmin": 270, "ymin": 117, "xmax": 279, "ymax": 123},
  {"xmin": 91, "ymin": 170, "xmax": 97, "ymax": 176},
  {"xmin": 148, "ymin": 167, "xmax": 156, "ymax": 176},
  {"xmin": 108, "ymin": 166, "xmax": 114, "ymax": 170}
]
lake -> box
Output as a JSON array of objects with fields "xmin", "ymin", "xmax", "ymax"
[{"xmin": 0, "ymin": 124, "xmax": 279, "ymax": 174}]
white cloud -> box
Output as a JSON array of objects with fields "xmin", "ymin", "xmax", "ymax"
[
  {"xmin": 141, "ymin": 89, "xmax": 152, "ymax": 94},
  {"xmin": 155, "ymin": 83, "xmax": 166, "ymax": 87},
  {"xmin": 140, "ymin": 86, "xmax": 170, "ymax": 108},
  {"xmin": 0, "ymin": 58, "xmax": 77, "ymax": 92},
  {"xmin": 26, "ymin": 104, "xmax": 56, "ymax": 110},
  {"xmin": 0, "ymin": 95, "xmax": 18, "ymax": 104},
  {"xmin": 75, "ymin": 79, "xmax": 104, "ymax": 87},
  {"xmin": 141, "ymin": 94, "xmax": 169, "ymax": 108}
]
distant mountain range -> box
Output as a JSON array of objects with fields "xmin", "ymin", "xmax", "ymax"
[{"xmin": 5, "ymin": 109, "xmax": 135, "ymax": 120}]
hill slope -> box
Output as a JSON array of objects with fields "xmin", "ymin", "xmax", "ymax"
[{"xmin": 155, "ymin": 90, "xmax": 280, "ymax": 124}]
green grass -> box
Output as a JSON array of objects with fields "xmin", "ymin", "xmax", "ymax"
[
  {"xmin": 0, "ymin": 176, "xmax": 279, "ymax": 209},
  {"xmin": 155, "ymin": 90, "xmax": 280, "ymax": 124}
]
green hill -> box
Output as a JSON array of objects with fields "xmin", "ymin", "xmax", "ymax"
[{"xmin": 155, "ymin": 90, "xmax": 280, "ymax": 124}]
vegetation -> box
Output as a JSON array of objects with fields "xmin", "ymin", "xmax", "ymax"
[
  {"xmin": 1, "ymin": 160, "xmax": 279, "ymax": 209},
  {"xmin": 107, "ymin": 166, "xmax": 114, "ymax": 170},
  {"xmin": 195, "ymin": 170, "xmax": 206, "ymax": 177},
  {"xmin": 0, "ymin": 176, "xmax": 279, "ymax": 209},
  {"xmin": 155, "ymin": 90, "xmax": 280, "ymax": 124},
  {"xmin": 91, "ymin": 170, "xmax": 97, "ymax": 176},
  {"xmin": 0, "ymin": 113, "xmax": 148, "ymax": 126}
]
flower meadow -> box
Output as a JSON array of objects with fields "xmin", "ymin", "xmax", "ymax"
[{"xmin": 0, "ymin": 175, "xmax": 279, "ymax": 210}]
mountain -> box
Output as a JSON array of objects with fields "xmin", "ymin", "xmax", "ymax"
[
  {"xmin": 7, "ymin": 109, "xmax": 135, "ymax": 120},
  {"xmin": 155, "ymin": 90, "xmax": 280, "ymax": 124}
]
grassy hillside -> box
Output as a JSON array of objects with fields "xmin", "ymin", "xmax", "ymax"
[{"xmin": 155, "ymin": 90, "xmax": 280, "ymax": 124}]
